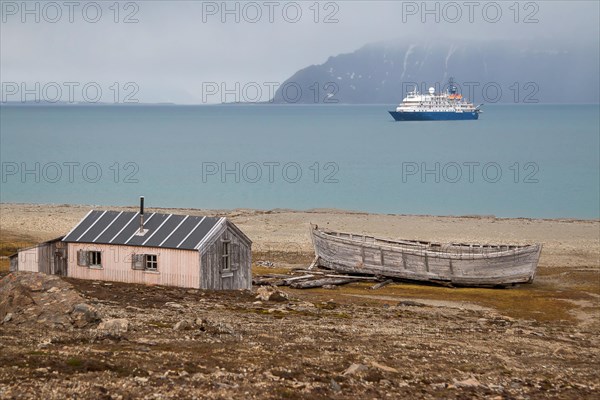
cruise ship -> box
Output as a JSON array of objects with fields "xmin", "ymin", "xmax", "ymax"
[{"xmin": 389, "ymin": 80, "xmax": 482, "ymax": 121}]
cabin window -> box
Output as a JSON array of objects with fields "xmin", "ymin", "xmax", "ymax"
[
  {"xmin": 132, "ymin": 254, "xmax": 158, "ymax": 271},
  {"xmin": 222, "ymin": 239, "xmax": 231, "ymax": 271},
  {"xmin": 145, "ymin": 254, "xmax": 158, "ymax": 271},
  {"xmin": 89, "ymin": 251, "xmax": 102, "ymax": 267},
  {"xmin": 78, "ymin": 250, "xmax": 102, "ymax": 268}
]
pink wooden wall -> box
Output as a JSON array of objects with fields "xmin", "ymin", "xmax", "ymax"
[{"xmin": 66, "ymin": 243, "xmax": 201, "ymax": 288}]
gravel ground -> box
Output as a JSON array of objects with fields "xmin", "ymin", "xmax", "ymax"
[{"xmin": 0, "ymin": 203, "xmax": 598, "ymax": 399}]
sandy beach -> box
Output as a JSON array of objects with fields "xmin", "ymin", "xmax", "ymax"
[
  {"xmin": 1, "ymin": 202, "xmax": 599, "ymax": 398},
  {"xmin": 2, "ymin": 202, "xmax": 598, "ymax": 267}
]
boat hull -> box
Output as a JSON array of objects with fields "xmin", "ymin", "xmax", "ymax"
[
  {"xmin": 311, "ymin": 228, "xmax": 541, "ymax": 287},
  {"xmin": 389, "ymin": 111, "xmax": 479, "ymax": 121}
]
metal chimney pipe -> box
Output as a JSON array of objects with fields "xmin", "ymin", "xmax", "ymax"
[{"xmin": 139, "ymin": 196, "xmax": 145, "ymax": 232}]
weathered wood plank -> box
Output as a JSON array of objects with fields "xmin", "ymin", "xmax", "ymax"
[
  {"xmin": 371, "ymin": 279, "xmax": 394, "ymax": 290},
  {"xmin": 291, "ymin": 277, "xmax": 367, "ymax": 289},
  {"xmin": 311, "ymin": 227, "xmax": 541, "ymax": 287}
]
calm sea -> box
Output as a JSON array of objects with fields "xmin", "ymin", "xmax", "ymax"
[{"xmin": 1, "ymin": 104, "xmax": 598, "ymax": 219}]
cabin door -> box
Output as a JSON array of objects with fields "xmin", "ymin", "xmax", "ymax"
[{"xmin": 54, "ymin": 248, "xmax": 67, "ymax": 276}]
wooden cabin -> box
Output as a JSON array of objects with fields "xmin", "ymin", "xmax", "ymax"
[
  {"xmin": 9, "ymin": 237, "xmax": 66, "ymax": 275},
  {"xmin": 11, "ymin": 203, "xmax": 252, "ymax": 290}
]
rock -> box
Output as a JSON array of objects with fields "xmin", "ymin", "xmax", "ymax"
[
  {"xmin": 98, "ymin": 318, "xmax": 129, "ymax": 336},
  {"xmin": 330, "ymin": 379, "xmax": 341, "ymax": 392},
  {"xmin": 137, "ymin": 338, "xmax": 157, "ymax": 346},
  {"xmin": 397, "ymin": 300, "xmax": 426, "ymax": 307},
  {"xmin": 70, "ymin": 303, "xmax": 101, "ymax": 328},
  {"xmin": 256, "ymin": 261, "xmax": 275, "ymax": 267},
  {"xmin": 453, "ymin": 377, "xmax": 483, "ymax": 388},
  {"xmin": 322, "ymin": 285, "xmax": 339, "ymax": 290},
  {"xmin": 267, "ymin": 308, "xmax": 289, "ymax": 314},
  {"xmin": 255, "ymin": 286, "xmax": 288, "ymax": 302},
  {"xmin": 196, "ymin": 319, "xmax": 234, "ymax": 335},
  {"xmin": 2, "ymin": 313, "xmax": 13, "ymax": 324},
  {"xmin": 430, "ymin": 383, "xmax": 447, "ymax": 390},
  {"xmin": 263, "ymin": 371, "xmax": 279, "ymax": 381},
  {"xmin": 342, "ymin": 363, "xmax": 368, "ymax": 376},
  {"xmin": 370, "ymin": 361, "xmax": 398, "ymax": 373},
  {"xmin": 173, "ymin": 320, "xmax": 193, "ymax": 331},
  {"xmin": 0, "ymin": 272, "xmax": 96, "ymax": 329},
  {"xmin": 165, "ymin": 302, "xmax": 184, "ymax": 309}
]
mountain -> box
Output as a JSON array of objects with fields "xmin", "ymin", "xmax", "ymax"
[{"xmin": 271, "ymin": 40, "xmax": 599, "ymax": 104}]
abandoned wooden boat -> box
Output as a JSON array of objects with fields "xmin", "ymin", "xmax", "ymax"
[{"xmin": 310, "ymin": 226, "xmax": 542, "ymax": 287}]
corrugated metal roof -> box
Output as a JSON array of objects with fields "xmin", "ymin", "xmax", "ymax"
[{"xmin": 63, "ymin": 210, "xmax": 223, "ymax": 251}]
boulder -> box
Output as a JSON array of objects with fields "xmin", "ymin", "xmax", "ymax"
[
  {"xmin": 2, "ymin": 313, "xmax": 13, "ymax": 324},
  {"xmin": 196, "ymin": 318, "xmax": 234, "ymax": 335},
  {"xmin": 255, "ymin": 286, "xmax": 288, "ymax": 302},
  {"xmin": 70, "ymin": 303, "xmax": 101, "ymax": 328},
  {"xmin": 342, "ymin": 363, "xmax": 368, "ymax": 376},
  {"xmin": 165, "ymin": 302, "xmax": 184, "ymax": 309},
  {"xmin": 98, "ymin": 319, "xmax": 129, "ymax": 336},
  {"xmin": 0, "ymin": 272, "xmax": 98, "ymax": 329},
  {"xmin": 173, "ymin": 320, "xmax": 193, "ymax": 331},
  {"xmin": 453, "ymin": 377, "xmax": 483, "ymax": 388}
]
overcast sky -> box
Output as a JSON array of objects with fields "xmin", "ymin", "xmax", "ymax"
[{"xmin": 1, "ymin": 1, "xmax": 598, "ymax": 103}]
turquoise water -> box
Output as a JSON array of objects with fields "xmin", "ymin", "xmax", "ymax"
[{"xmin": 1, "ymin": 104, "xmax": 598, "ymax": 219}]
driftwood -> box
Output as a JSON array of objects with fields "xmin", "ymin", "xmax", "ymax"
[
  {"xmin": 291, "ymin": 268, "xmax": 330, "ymax": 275},
  {"xmin": 283, "ymin": 274, "xmax": 315, "ymax": 283},
  {"xmin": 252, "ymin": 277, "xmax": 276, "ymax": 286},
  {"xmin": 371, "ymin": 279, "xmax": 394, "ymax": 290},
  {"xmin": 323, "ymin": 274, "xmax": 377, "ymax": 280},
  {"xmin": 260, "ymin": 274, "xmax": 294, "ymax": 279},
  {"xmin": 290, "ymin": 278, "xmax": 357, "ymax": 289},
  {"xmin": 271, "ymin": 274, "xmax": 315, "ymax": 287},
  {"xmin": 430, "ymin": 279, "xmax": 455, "ymax": 288},
  {"xmin": 254, "ymin": 263, "xmax": 380, "ymax": 289}
]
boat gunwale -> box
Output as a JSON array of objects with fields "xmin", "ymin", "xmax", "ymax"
[{"xmin": 313, "ymin": 228, "xmax": 541, "ymax": 260}]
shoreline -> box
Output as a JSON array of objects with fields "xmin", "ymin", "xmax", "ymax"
[
  {"xmin": 2, "ymin": 202, "xmax": 598, "ymax": 223},
  {"xmin": 2, "ymin": 202, "xmax": 598, "ymax": 271}
]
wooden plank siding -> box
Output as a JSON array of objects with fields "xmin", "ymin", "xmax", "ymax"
[
  {"xmin": 37, "ymin": 243, "xmax": 52, "ymax": 275},
  {"xmin": 17, "ymin": 247, "xmax": 41, "ymax": 272},
  {"xmin": 313, "ymin": 229, "xmax": 541, "ymax": 286},
  {"xmin": 14, "ymin": 214, "xmax": 252, "ymax": 291},
  {"xmin": 67, "ymin": 243, "xmax": 201, "ymax": 289},
  {"xmin": 200, "ymin": 223, "xmax": 252, "ymax": 290},
  {"xmin": 14, "ymin": 239, "xmax": 67, "ymax": 275}
]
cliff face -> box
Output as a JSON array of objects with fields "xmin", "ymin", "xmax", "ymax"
[{"xmin": 271, "ymin": 41, "xmax": 599, "ymax": 104}]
